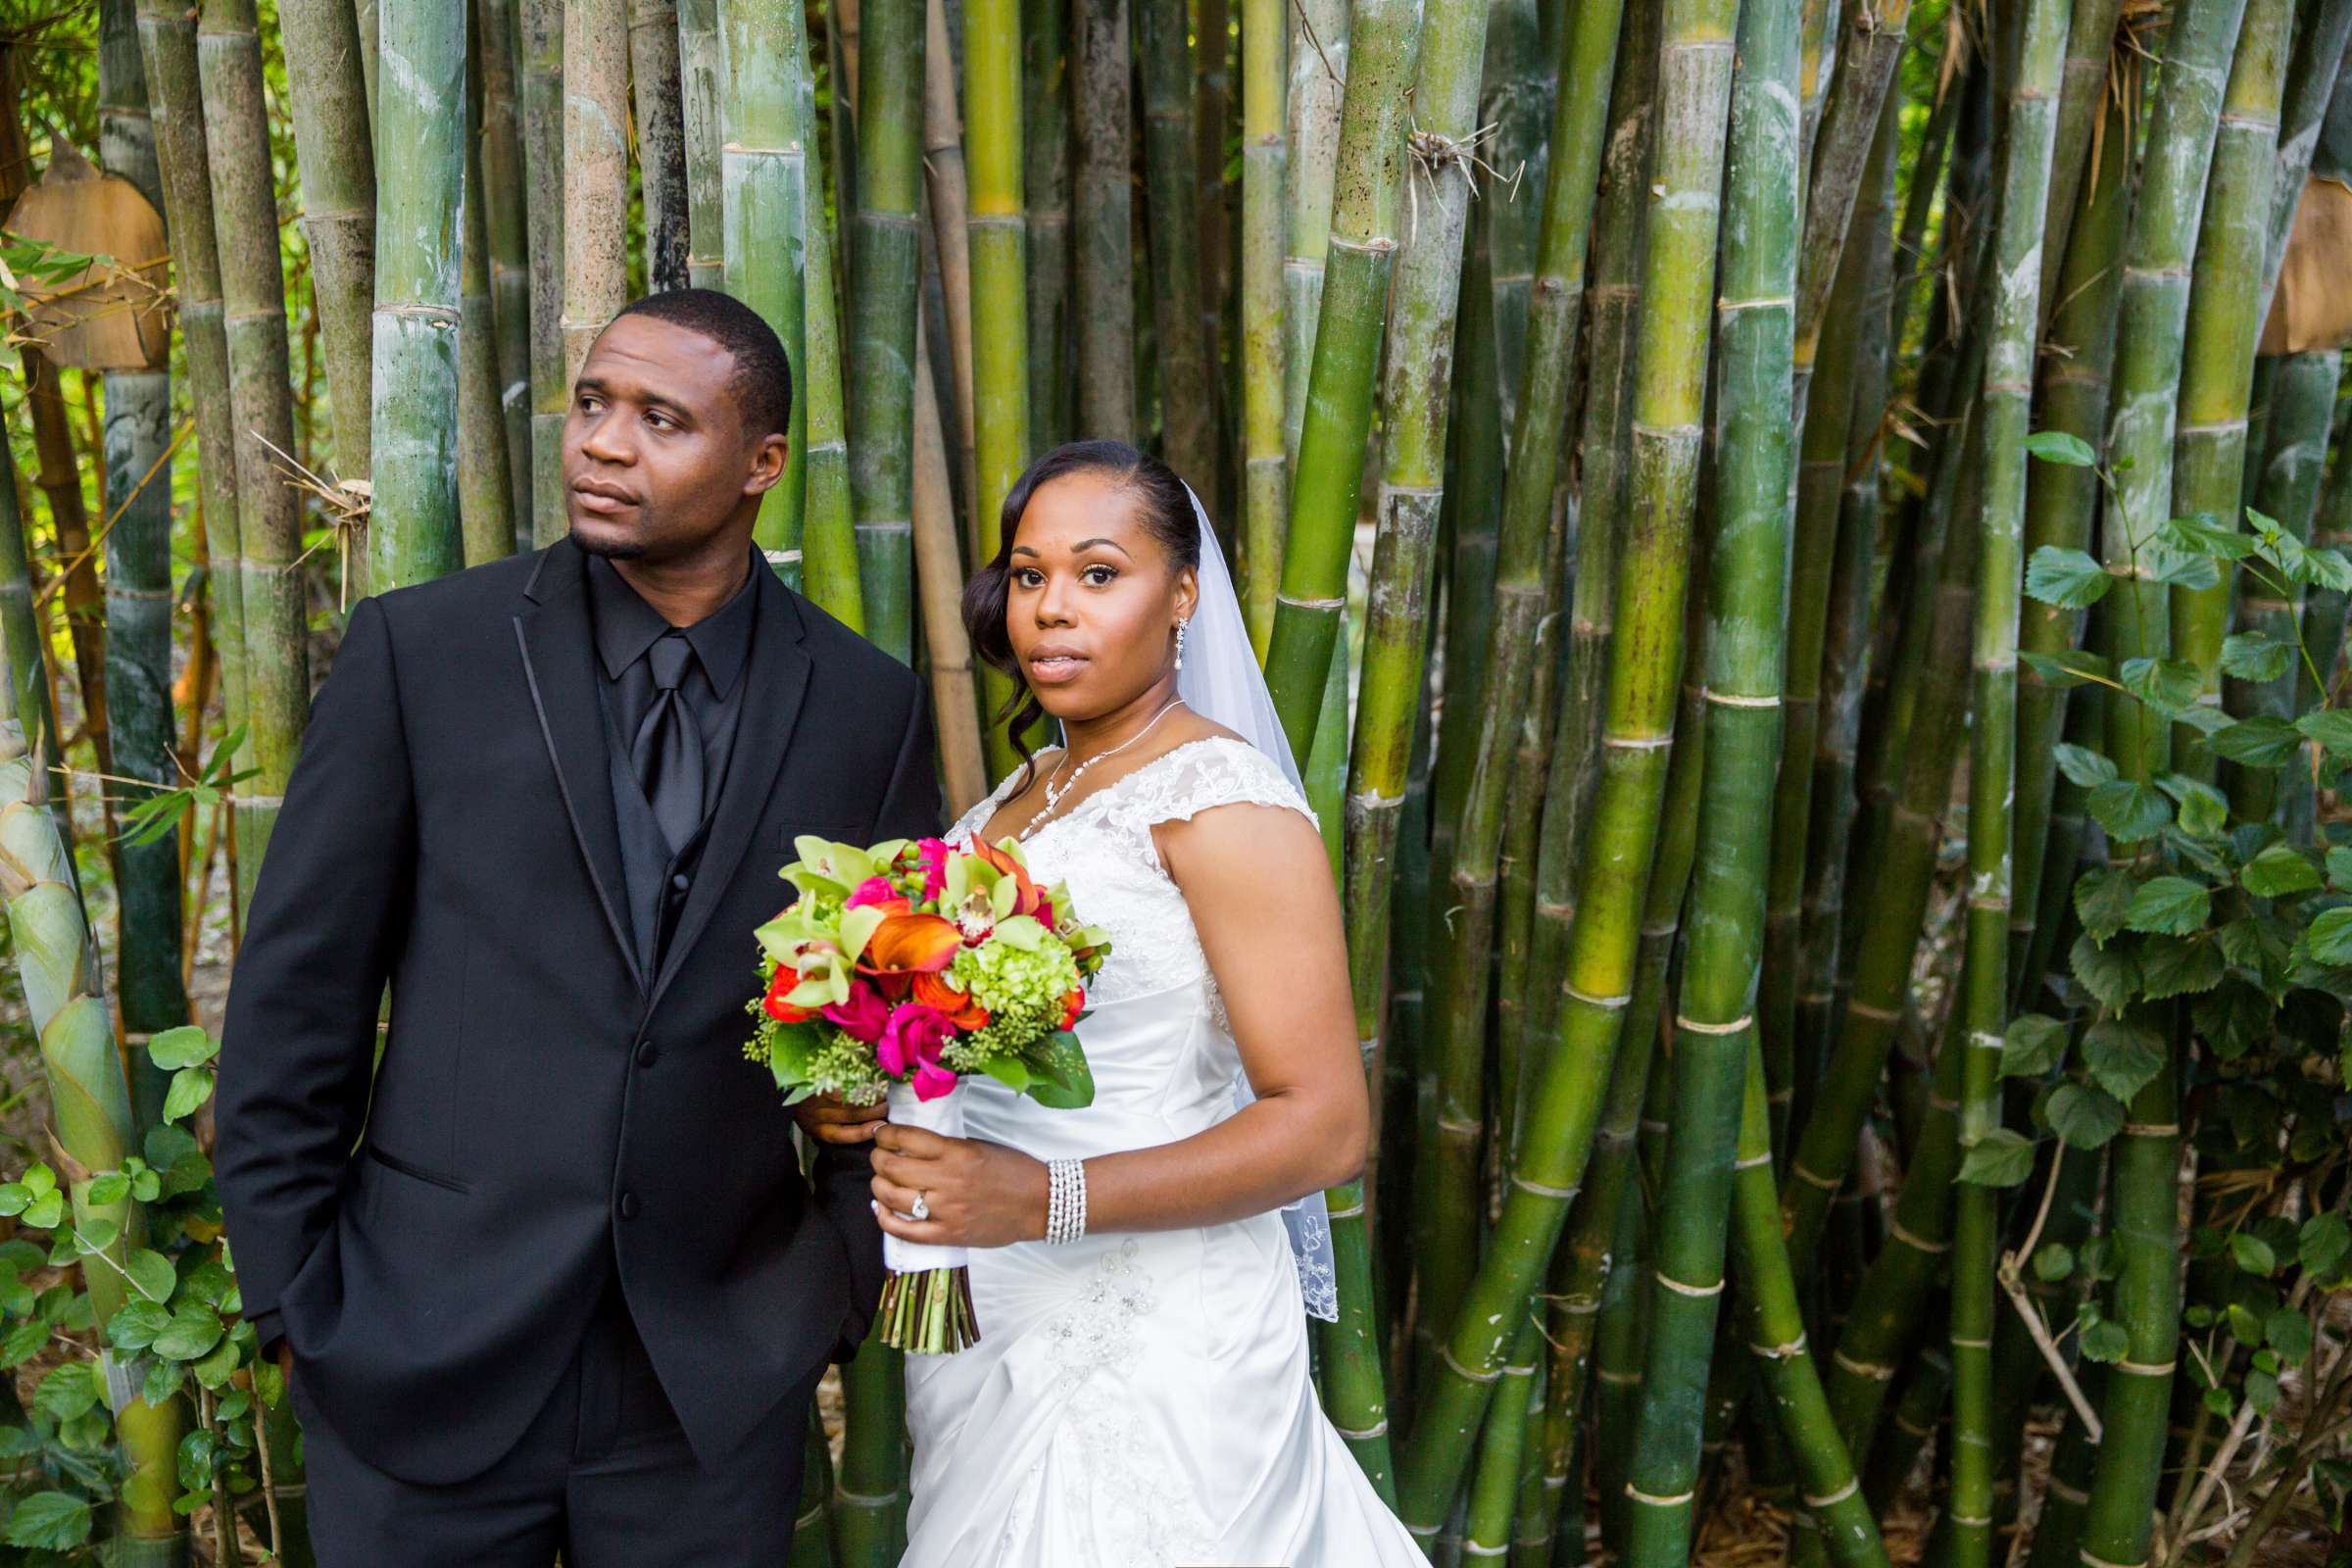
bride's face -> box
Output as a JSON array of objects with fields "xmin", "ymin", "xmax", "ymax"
[{"xmin": 1004, "ymin": 471, "xmax": 1199, "ymax": 722}]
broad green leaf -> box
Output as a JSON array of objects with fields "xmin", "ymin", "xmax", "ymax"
[
  {"xmin": 2080, "ymin": 1314, "xmax": 2130, "ymax": 1363},
  {"xmin": 24, "ymin": 1166, "xmax": 55, "ymax": 1199},
  {"xmin": 2306, "ymin": 548, "xmax": 2352, "ymax": 591},
  {"xmin": 2138, "ymin": 934, "xmax": 2226, "ymax": 998},
  {"xmin": 162, "ymin": 1067, "xmax": 214, "ymax": 1125},
  {"xmin": 2230, "ymin": 1232, "xmax": 2278, "ymax": 1276},
  {"xmin": 2024, "ymin": 430, "xmax": 2097, "ymax": 466},
  {"xmin": 2266, "ymin": 1307, "xmax": 2314, "ymax": 1364},
  {"xmin": 2209, "ymin": 714, "xmax": 2301, "ymax": 767},
  {"xmin": 152, "ymin": 1304, "xmax": 224, "ymax": 1362},
  {"xmin": 2081, "ymin": 1019, "xmax": 2166, "ymax": 1102},
  {"xmin": 2157, "ymin": 774, "xmax": 2230, "ymax": 838},
  {"xmin": 2071, "ymin": 932, "xmax": 2139, "ymax": 1009},
  {"xmin": 2002, "ymin": 1014, "xmax": 2069, "ymax": 1077},
  {"xmin": 2297, "ymin": 708, "xmax": 2352, "ymax": 758},
  {"xmin": 108, "ymin": 1299, "xmax": 171, "ymax": 1352},
  {"xmin": 124, "ymin": 1249, "xmax": 175, "ymax": 1304},
  {"xmin": 2122, "ymin": 658, "xmax": 2202, "ymax": 711},
  {"xmin": 2328, "ymin": 847, "xmax": 2352, "ymax": 891},
  {"xmin": 2025, "ymin": 548, "xmax": 2113, "ymax": 609},
  {"xmin": 147, "ymin": 1026, "xmax": 218, "ymax": 1070},
  {"xmin": 1957, "ymin": 1128, "xmax": 2036, "ymax": 1188},
  {"xmin": 2241, "ymin": 845, "xmax": 2322, "ymax": 898},
  {"xmin": 2219, "ymin": 632, "xmax": 2296, "ymax": 683},
  {"xmin": 2124, "ymin": 876, "xmax": 2210, "ymax": 936},
  {"xmin": 2052, "ymin": 743, "xmax": 2118, "ymax": 787},
  {"xmin": 2021, "ymin": 649, "xmax": 2111, "ymax": 689},
  {"xmin": 2248, "ymin": 1368, "xmax": 2282, "ymax": 1413},
  {"xmin": 2088, "ymin": 781, "xmax": 2171, "ymax": 843},
  {"xmin": 23, "ymin": 1190, "xmax": 64, "ymax": 1230},
  {"xmin": 2149, "ymin": 549, "xmax": 2221, "ymax": 591},
  {"xmin": 2301, "ymin": 1211, "xmax": 2351, "ymax": 1276},
  {"xmin": 2045, "ymin": 1082, "xmax": 2127, "ymax": 1150},
  {"xmin": 32, "ymin": 1362, "xmax": 99, "ymax": 1422},
  {"xmin": 2032, "ymin": 1243, "xmax": 2075, "ymax": 1282},
  {"xmin": 2303, "ymin": 906, "xmax": 2352, "ymax": 966},
  {"xmin": 0, "ymin": 1318, "xmax": 47, "ymax": 1369},
  {"xmin": 2161, "ymin": 512, "xmax": 2255, "ymax": 559},
  {"xmin": 3, "ymin": 1492, "xmax": 91, "ymax": 1550}
]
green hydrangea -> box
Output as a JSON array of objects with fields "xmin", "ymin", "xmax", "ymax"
[{"xmin": 939, "ymin": 940, "xmax": 1081, "ymax": 1071}]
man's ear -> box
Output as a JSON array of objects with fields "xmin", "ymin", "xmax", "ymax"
[{"xmin": 743, "ymin": 432, "xmax": 792, "ymax": 497}]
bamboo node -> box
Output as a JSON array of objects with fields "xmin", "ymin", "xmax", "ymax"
[
  {"xmin": 1652, "ymin": 1270, "xmax": 1723, "ymax": 1299},
  {"xmin": 1334, "ymin": 1419, "xmax": 1390, "ymax": 1440},
  {"xmin": 2078, "ymin": 1550, "xmax": 2140, "ymax": 1568},
  {"xmin": 1276, "ymin": 592, "xmax": 1348, "ymax": 611},
  {"xmin": 1950, "ymin": 1336, "xmax": 1993, "ymax": 1351},
  {"xmin": 1949, "ymin": 1513, "xmax": 1994, "ymax": 1528},
  {"xmin": 2046, "ymin": 1480, "xmax": 2088, "ymax": 1505},
  {"xmin": 1751, "ymin": 1334, "xmax": 1807, "ymax": 1359},
  {"xmin": 1734, "ymin": 1152, "xmax": 1773, "ymax": 1170},
  {"xmin": 1511, "ymin": 1172, "xmax": 1581, "ymax": 1200},
  {"xmin": 1440, "ymin": 1346, "xmax": 1504, "ymax": 1385},
  {"xmin": 1791, "ymin": 1162, "xmax": 1841, "ymax": 1192},
  {"xmin": 2120, "ymin": 1123, "xmax": 2179, "ymax": 1138},
  {"xmin": 1847, "ymin": 998, "xmax": 1900, "ymax": 1022},
  {"xmin": 764, "ymin": 549, "xmax": 804, "ymax": 566},
  {"xmin": 1886, "ymin": 1216, "xmax": 1950, "ymax": 1254},
  {"xmin": 1675, "ymin": 1012, "xmax": 1752, "ymax": 1036},
  {"xmin": 1463, "ymin": 1544, "xmax": 1510, "ymax": 1557},
  {"xmin": 1703, "ymin": 690, "xmax": 1782, "ymax": 709},
  {"xmin": 1624, "ymin": 1485, "xmax": 1696, "ymax": 1507},
  {"xmin": 1563, "ymin": 983, "xmax": 1633, "ymax": 1009},
  {"xmin": 1603, "ymin": 734, "xmax": 1674, "ymax": 752},
  {"xmin": 1803, "ymin": 1479, "xmax": 1859, "ymax": 1508},
  {"xmin": 1833, "ymin": 1349, "xmax": 1897, "ymax": 1381},
  {"xmin": 833, "ymin": 1485, "xmax": 905, "ymax": 1505},
  {"xmin": 2116, "ymin": 1357, "xmax": 2177, "ymax": 1377}
]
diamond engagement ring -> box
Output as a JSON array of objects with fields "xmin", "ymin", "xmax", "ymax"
[{"xmin": 910, "ymin": 1191, "xmax": 930, "ymax": 1221}]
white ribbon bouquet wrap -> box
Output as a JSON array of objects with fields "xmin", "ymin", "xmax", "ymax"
[{"xmin": 882, "ymin": 1080, "xmax": 967, "ymax": 1278}]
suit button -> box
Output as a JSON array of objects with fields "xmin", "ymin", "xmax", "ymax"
[
  {"xmin": 670, "ymin": 872, "xmax": 690, "ymax": 894},
  {"xmin": 618, "ymin": 1193, "xmax": 641, "ymax": 1220},
  {"xmin": 636, "ymin": 1040, "xmax": 659, "ymax": 1068}
]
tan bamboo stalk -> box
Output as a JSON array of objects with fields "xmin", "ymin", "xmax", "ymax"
[
  {"xmin": 276, "ymin": 0, "xmax": 376, "ymax": 491},
  {"xmin": 923, "ymin": 0, "xmax": 981, "ymax": 554},
  {"xmin": 911, "ymin": 312, "xmax": 988, "ymax": 810},
  {"xmin": 680, "ymin": 0, "xmax": 726, "ymax": 289},
  {"xmin": 1072, "ymin": 0, "xmax": 1135, "ymax": 440},
  {"xmin": 564, "ymin": 0, "xmax": 632, "ymax": 393},
  {"xmin": 1240, "ymin": 0, "xmax": 1287, "ymax": 653},
  {"xmin": 197, "ymin": 0, "xmax": 309, "ymax": 902},
  {"xmin": 1280, "ymin": 0, "xmax": 1348, "ymax": 469}
]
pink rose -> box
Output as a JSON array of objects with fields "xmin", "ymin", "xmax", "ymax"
[
  {"xmin": 877, "ymin": 1002, "xmax": 955, "ymax": 1079},
  {"xmin": 912, "ymin": 1058, "xmax": 959, "ymax": 1101},
  {"xmin": 914, "ymin": 837, "xmax": 954, "ymax": 901},
  {"xmin": 846, "ymin": 876, "xmax": 909, "ymax": 915},
  {"xmin": 821, "ymin": 982, "xmax": 892, "ymax": 1044}
]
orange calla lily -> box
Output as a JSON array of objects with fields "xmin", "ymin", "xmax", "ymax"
[
  {"xmin": 972, "ymin": 840, "xmax": 1047, "ymax": 918},
  {"xmin": 911, "ymin": 969, "xmax": 992, "ymax": 1030},
  {"xmin": 858, "ymin": 910, "xmax": 963, "ymax": 977}
]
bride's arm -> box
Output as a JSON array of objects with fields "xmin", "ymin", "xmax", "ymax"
[{"xmin": 867, "ymin": 801, "xmax": 1368, "ymax": 1246}]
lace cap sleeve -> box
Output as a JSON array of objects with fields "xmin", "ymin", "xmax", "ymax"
[{"xmin": 1099, "ymin": 736, "xmax": 1319, "ymax": 852}]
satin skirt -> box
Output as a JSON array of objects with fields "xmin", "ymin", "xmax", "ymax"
[{"xmin": 899, "ymin": 1209, "xmax": 1425, "ymax": 1567}]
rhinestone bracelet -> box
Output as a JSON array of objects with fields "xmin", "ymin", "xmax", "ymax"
[{"xmin": 1046, "ymin": 1156, "xmax": 1088, "ymax": 1244}]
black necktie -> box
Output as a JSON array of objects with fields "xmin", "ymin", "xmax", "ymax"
[{"xmin": 633, "ymin": 631, "xmax": 705, "ymax": 856}]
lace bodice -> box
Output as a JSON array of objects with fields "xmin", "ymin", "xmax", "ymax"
[{"xmin": 948, "ymin": 735, "xmax": 1319, "ymax": 1010}]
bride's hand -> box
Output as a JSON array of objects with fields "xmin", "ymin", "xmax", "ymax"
[{"xmin": 868, "ymin": 1123, "xmax": 1050, "ymax": 1248}]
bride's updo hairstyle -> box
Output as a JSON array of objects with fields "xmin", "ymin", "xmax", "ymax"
[{"xmin": 961, "ymin": 440, "xmax": 1200, "ymax": 779}]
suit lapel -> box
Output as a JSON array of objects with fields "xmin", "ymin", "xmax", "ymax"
[
  {"xmin": 514, "ymin": 542, "xmax": 646, "ymax": 994},
  {"xmin": 648, "ymin": 566, "xmax": 812, "ymax": 1012}
]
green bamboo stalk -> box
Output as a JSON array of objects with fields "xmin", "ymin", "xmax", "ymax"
[
  {"xmin": 849, "ymin": 0, "xmax": 923, "ymax": 659},
  {"xmin": 1261, "ymin": 0, "xmax": 1420, "ymax": 765},
  {"xmin": 357, "ymin": 0, "xmax": 380, "ymax": 124},
  {"xmin": 1281, "ymin": 0, "xmax": 1348, "ymax": 468},
  {"xmin": 2227, "ymin": 347, "xmax": 2340, "ymax": 823},
  {"xmin": 520, "ymin": 0, "xmax": 567, "ymax": 544},
  {"xmin": 629, "ymin": 0, "xmax": 691, "ymax": 291},
  {"xmin": 923, "ymin": 0, "xmax": 982, "ymax": 558},
  {"xmin": 2013, "ymin": 88, "xmax": 2132, "ymax": 995},
  {"xmin": 2024, "ymin": 1377, "xmax": 2102, "ymax": 1568},
  {"xmin": 1396, "ymin": 0, "xmax": 1738, "ymax": 1519},
  {"xmin": 99, "ymin": 0, "xmax": 188, "ymax": 1141},
  {"xmin": 790, "ymin": 1404, "xmax": 837, "ymax": 1566},
  {"xmin": 1240, "ymin": 0, "xmax": 1287, "ymax": 653},
  {"xmin": 461, "ymin": 80, "xmax": 519, "ymax": 567},
  {"xmin": 2168, "ymin": 0, "xmax": 2292, "ymax": 760},
  {"xmin": 966, "ymin": 0, "xmax": 1031, "ymax": 770},
  {"xmin": 1515, "ymin": 0, "xmax": 1654, "ymax": 1088},
  {"xmin": 564, "ymin": 0, "xmax": 633, "ymax": 393},
  {"xmin": 134, "ymin": 0, "xmax": 242, "ymax": 795},
  {"xmin": 1731, "ymin": 1040, "xmax": 1892, "ymax": 1568},
  {"xmin": 1463, "ymin": 1316, "xmax": 1543, "ymax": 1556},
  {"xmin": 1071, "ymin": 0, "xmax": 1135, "ymax": 441},
  {"xmin": 680, "ymin": 0, "xmax": 725, "ymax": 289},
  {"xmin": 1950, "ymin": 0, "xmax": 2070, "ymax": 1559},
  {"xmin": 836, "ymin": 1338, "xmax": 906, "ymax": 1565},
  {"xmin": 1482, "ymin": 0, "xmax": 1547, "ymax": 425},
  {"xmin": 2257, "ymin": 0, "xmax": 2352, "ymax": 318},
  {"xmin": 719, "ymin": 0, "xmax": 812, "ymax": 584},
  {"xmin": 2096, "ymin": 0, "xmax": 2249, "ymax": 783},
  {"xmin": 2292, "ymin": 392, "xmax": 2352, "ymax": 762},
  {"xmin": 1617, "ymin": 0, "xmax": 1785, "ymax": 1544},
  {"xmin": 1863, "ymin": 1344, "xmax": 1949, "ymax": 1515},
  {"xmin": 1136, "ymin": 0, "xmax": 1217, "ymax": 490},
  {"xmin": 198, "ymin": 0, "xmax": 309, "ymax": 906},
  {"xmin": 790, "ymin": 0, "xmax": 861, "ymax": 628},
  {"xmin": 1592, "ymin": 1175, "xmax": 1647, "ymax": 1558},
  {"xmin": 0, "ymin": 420, "xmax": 67, "ymax": 844},
  {"xmin": 369, "ymin": 0, "xmax": 468, "ymax": 592},
  {"xmin": 1022, "ymin": 0, "xmax": 1073, "ymax": 452},
  {"xmin": 2034, "ymin": 0, "xmax": 2126, "ymax": 322},
  {"xmin": 277, "ymin": 0, "xmax": 376, "ymax": 492},
  {"xmin": 479, "ymin": 0, "xmax": 536, "ymax": 545}
]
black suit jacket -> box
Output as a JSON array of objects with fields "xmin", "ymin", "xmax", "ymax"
[{"xmin": 216, "ymin": 539, "xmax": 942, "ymax": 1486}]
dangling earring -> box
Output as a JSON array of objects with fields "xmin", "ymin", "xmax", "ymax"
[{"xmin": 1174, "ymin": 619, "xmax": 1188, "ymax": 671}]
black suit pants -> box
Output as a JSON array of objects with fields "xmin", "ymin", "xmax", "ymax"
[{"xmin": 295, "ymin": 1282, "xmax": 824, "ymax": 1566}]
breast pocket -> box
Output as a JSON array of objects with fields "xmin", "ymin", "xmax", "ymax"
[{"xmin": 780, "ymin": 815, "xmax": 872, "ymax": 855}]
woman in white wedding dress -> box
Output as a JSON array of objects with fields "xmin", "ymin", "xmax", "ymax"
[{"xmin": 825, "ymin": 441, "xmax": 1425, "ymax": 1566}]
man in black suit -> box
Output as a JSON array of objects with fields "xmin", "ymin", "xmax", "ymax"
[{"xmin": 216, "ymin": 288, "xmax": 941, "ymax": 1563}]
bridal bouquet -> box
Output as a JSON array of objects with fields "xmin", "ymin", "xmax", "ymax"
[{"xmin": 747, "ymin": 833, "xmax": 1109, "ymax": 1352}]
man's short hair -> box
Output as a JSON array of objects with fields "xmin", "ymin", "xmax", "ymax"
[{"xmin": 607, "ymin": 288, "xmax": 794, "ymax": 442}]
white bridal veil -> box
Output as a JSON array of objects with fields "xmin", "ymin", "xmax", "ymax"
[{"xmin": 1173, "ymin": 484, "xmax": 1341, "ymax": 1324}]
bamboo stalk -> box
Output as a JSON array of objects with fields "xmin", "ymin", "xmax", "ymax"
[
  {"xmin": 966, "ymin": 0, "xmax": 1031, "ymax": 770},
  {"xmin": 564, "ymin": 0, "xmax": 633, "ymax": 393},
  {"xmin": 1072, "ymin": 0, "xmax": 1136, "ymax": 440},
  {"xmin": 1259, "ymin": 0, "xmax": 1420, "ymax": 764},
  {"xmin": 479, "ymin": 0, "xmax": 536, "ymax": 545},
  {"xmin": 1280, "ymin": 0, "xmax": 1348, "ymax": 468},
  {"xmin": 1482, "ymin": 0, "xmax": 1547, "ymax": 428},
  {"xmin": 2256, "ymin": 0, "xmax": 2352, "ymax": 320},
  {"xmin": 197, "ymin": 0, "xmax": 309, "ymax": 905},
  {"xmin": 276, "ymin": 0, "xmax": 376, "ymax": 492},
  {"xmin": 2035, "ymin": 0, "xmax": 2126, "ymax": 321},
  {"xmin": 923, "ymin": 0, "xmax": 981, "ymax": 563},
  {"xmin": 792, "ymin": 0, "xmax": 863, "ymax": 629},
  {"xmin": 849, "ymin": 0, "xmax": 923, "ymax": 659},
  {"xmin": 627, "ymin": 0, "xmax": 691, "ymax": 292},
  {"xmin": 372, "ymin": 0, "xmax": 468, "ymax": 591},
  {"xmin": 1137, "ymin": 0, "xmax": 1218, "ymax": 489},
  {"xmin": 1239, "ymin": 0, "xmax": 1287, "ymax": 653},
  {"xmin": 1021, "ymin": 0, "xmax": 1072, "ymax": 452},
  {"xmin": 1396, "ymin": 0, "xmax": 1738, "ymax": 1520},
  {"xmin": 461, "ymin": 78, "xmax": 519, "ymax": 567},
  {"xmin": 520, "ymin": 0, "xmax": 568, "ymax": 544},
  {"xmin": 910, "ymin": 311, "xmax": 989, "ymax": 809},
  {"xmin": 680, "ymin": 0, "xmax": 726, "ymax": 289}
]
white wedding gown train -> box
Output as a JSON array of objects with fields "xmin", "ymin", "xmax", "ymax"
[{"xmin": 898, "ymin": 737, "xmax": 1425, "ymax": 1568}]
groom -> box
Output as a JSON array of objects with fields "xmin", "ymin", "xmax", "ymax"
[{"xmin": 217, "ymin": 288, "xmax": 941, "ymax": 1561}]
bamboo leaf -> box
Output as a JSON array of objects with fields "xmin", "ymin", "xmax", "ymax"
[
  {"xmin": 2081, "ymin": 1019, "xmax": 2167, "ymax": 1102},
  {"xmin": 2123, "ymin": 876, "xmax": 2210, "ymax": 935},
  {"xmin": 2240, "ymin": 845, "xmax": 2322, "ymax": 897},
  {"xmin": 2024, "ymin": 546, "xmax": 2113, "ymax": 608},
  {"xmin": 2024, "ymin": 429, "xmax": 2097, "ymax": 466}
]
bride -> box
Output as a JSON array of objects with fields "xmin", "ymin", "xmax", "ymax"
[{"xmin": 808, "ymin": 440, "xmax": 1424, "ymax": 1565}]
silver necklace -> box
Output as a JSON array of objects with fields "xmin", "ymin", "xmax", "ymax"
[{"xmin": 1022, "ymin": 699, "xmax": 1187, "ymax": 839}]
